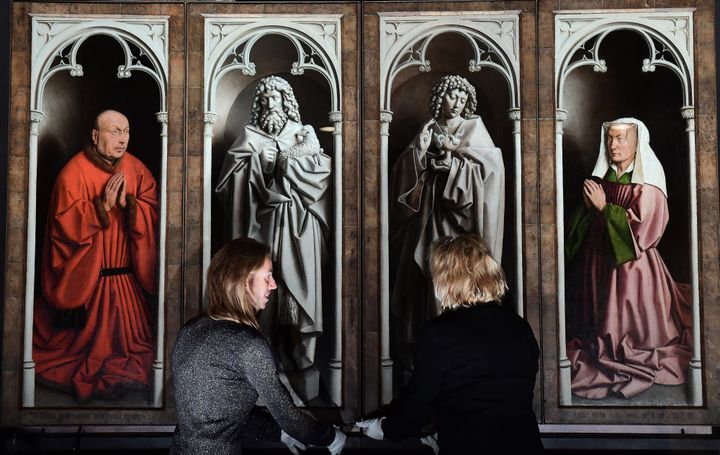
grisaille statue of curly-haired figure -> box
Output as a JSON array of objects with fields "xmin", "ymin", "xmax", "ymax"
[
  {"xmin": 216, "ymin": 76, "xmax": 331, "ymax": 403},
  {"xmin": 391, "ymin": 75, "xmax": 505, "ymax": 368}
]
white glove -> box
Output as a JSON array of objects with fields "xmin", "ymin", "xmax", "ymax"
[
  {"xmin": 420, "ymin": 432, "xmax": 439, "ymax": 455},
  {"xmin": 280, "ymin": 430, "xmax": 306, "ymax": 455},
  {"xmin": 327, "ymin": 426, "xmax": 347, "ymax": 455},
  {"xmin": 355, "ymin": 417, "xmax": 385, "ymax": 440}
]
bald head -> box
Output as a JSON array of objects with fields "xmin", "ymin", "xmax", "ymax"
[
  {"xmin": 94, "ymin": 110, "xmax": 128, "ymax": 130},
  {"xmin": 92, "ymin": 110, "xmax": 130, "ymax": 164}
]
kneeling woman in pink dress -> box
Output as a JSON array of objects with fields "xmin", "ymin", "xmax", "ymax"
[{"xmin": 566, "ymin": 117, "xmax": 692, "ymax": 399}]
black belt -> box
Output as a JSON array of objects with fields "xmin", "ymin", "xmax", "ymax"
[{"xmin": 100, "ymin": 266, "xmax": 133, "ymax": 277}]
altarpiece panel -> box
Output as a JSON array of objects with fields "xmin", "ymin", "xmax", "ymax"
[{"xmin": 2, "ymin": 0, "xmax": 720, "ymax": 433}]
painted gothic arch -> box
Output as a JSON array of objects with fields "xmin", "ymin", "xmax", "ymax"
[
  {"xmin": 26, "ymin": 14, "xmax": 170, "ymax": 407},
  {"xmin": 553, "ymin": 9, "xmax": 701, "ymax": 406}
]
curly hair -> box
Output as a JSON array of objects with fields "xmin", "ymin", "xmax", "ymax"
[
  {"xmin": 428, "ymin": 75, "xmax": 478, "ymax": 120},
  {"xmin": 250, "ymin": 76, "xmax": 301, "ymax": 127}
]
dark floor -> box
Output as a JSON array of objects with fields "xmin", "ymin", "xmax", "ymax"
[
  {"xmin": 2, "ymin": 431, "xmax": 720, "ymax": 454},
  {"xmin": 2, "ymin": 449, "xmax": 719, "ymax": 454}
]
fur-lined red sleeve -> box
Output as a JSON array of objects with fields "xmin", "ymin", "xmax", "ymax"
[
  {"xmin": 125, "ymin": 194, "xmax": 137, "ymax": 229},
  {"xmin": 93, "ymin": 197, "xmax": 110, "ymax": 229}
]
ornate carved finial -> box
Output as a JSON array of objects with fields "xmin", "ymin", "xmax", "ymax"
[
  {"xmin": 290, "ymin": 62, "xmax": 305, "ymax": 75},
  {"xmin": 242, "ymin": 63, "xmax": 256, "ymax": 76},
  {"xmin": 117, "ymin": 65, "xmax": 132, "ymax": 79},
  {"xmin": 468, "ymin": 60, "xmax": 482, "ymax": 72},
  {"xmin": 642, "ymin": 58, "xmax": 656, "ymax": 72},
  {"xmin": 69, "ymin": 64, "xmax": 83, "ymax": 77}
]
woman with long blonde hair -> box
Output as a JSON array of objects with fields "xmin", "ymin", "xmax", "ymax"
[
  {"xmin": 359, "ymin": 234, "xmax": 543, "ymax": 453},
  {"xmin": 171, "ymin": 237, "xmax": 346, "ymax": 455}
]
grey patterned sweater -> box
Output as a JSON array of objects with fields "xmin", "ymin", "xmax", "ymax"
[{"xmin": 170, "ymin": 315, "xmax": 334, "ymax": 454}]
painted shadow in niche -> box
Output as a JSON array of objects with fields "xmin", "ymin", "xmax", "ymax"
[
  {"xmin": 387, "ymin": 32, "xmax": 517, "ymax": 389},
  {"xmin": 211, "ymin": 34, "xmax": 338, "ymax": 407},
  {"xmin": 562, "ymin": 30, "xmax": 692, "ymax": 406},
  {"xmin": 33, "ymin": 34, "xmax": 162, "ymax": 407}
]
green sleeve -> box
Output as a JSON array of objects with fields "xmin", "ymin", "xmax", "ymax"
[
  {"xmin": 565, "ymin": 205, "xmax": 591, "ymax": 261},
  {"xmin": 603, "ymin": 203, "xmax": 636, "ymax": 265}
]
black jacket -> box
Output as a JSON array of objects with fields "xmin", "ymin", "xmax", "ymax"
[{"xmin": 383, "ymin": 303, "xmax": 543, "ymax": 454}]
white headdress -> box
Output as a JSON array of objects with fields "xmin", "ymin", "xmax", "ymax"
[{"xmin": 590, "ymin": 117, "xmax": 667, "ymax": 198}]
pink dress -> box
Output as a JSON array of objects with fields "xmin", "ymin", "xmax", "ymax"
[{"xmin": 566, "ymin": 177, "xmax": 692, "ymax": 399}]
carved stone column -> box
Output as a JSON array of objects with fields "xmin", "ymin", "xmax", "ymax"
[
  {"xmin": 328, "ymin": 110, "xmax": 343, "ymax": 406},
  {"xmin": 22, "ymin": 110, "xmax": 44, "ymax": 407},
  {"xmin": 681, "ymin": 106, "xmax": 702, "ymax": 406},
  {"xmin": 554, "ymin": 109, "xmax": 572, "ymax": 406},
  {"xmin": 379, "ymin": 109, "xmax": 394, "ymax": 404},
  {"xmin": 153, "ymin": 111, "xmax": 169, "ymax": 407},
  {"xmin": 508, "ymin": 108, "xmax": 524, "ymax": 317},
  {"xmin": 202, "ymin": 112, "xmax": 217, "ymax": 298}
]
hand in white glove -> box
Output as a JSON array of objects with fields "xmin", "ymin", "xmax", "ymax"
[
  {"xmin": 280, "ymin": 430, "xmax": 306, "ymax": 455},
  {"xmin": 420, "ymin": 432, "xmax": 439, "ymax": 455},
  {"xmin": 327, "ymin": 426, "xmax": 347, "ymax": 455},
  {"xmin": 355, "ymin": 417, "xmax": 385, "ymax": 440}
]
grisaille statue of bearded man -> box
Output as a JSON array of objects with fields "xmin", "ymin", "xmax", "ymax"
[
  {"xmin": 391, "ymin": 75, "xmax": 505, "ymax": 368},
  {"xmin": 215, "ymin": 76, "xmax": 331, "ymax": 402}
]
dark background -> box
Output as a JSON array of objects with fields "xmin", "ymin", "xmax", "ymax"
[
  {"xmin": 210, "ymin": 33, "xmax": 335, "ymax": 255},
  {"xmin": 562, "ymin": 30, "xmax": 690, "ymax": 283},
  {"xmin": 33, "ymin": 34, "xmax": 163, "ymax": 317},
  {"xmin": 386, "ymin": 31, "xmax": 518, "ymax": 302}
]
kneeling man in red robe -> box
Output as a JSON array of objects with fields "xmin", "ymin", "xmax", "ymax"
[{"xmin": 33, "ymin": 109, "xmax": 158, "ymax": 402}]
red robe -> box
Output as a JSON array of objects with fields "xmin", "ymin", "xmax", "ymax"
[{"xmin": 33, "ymin": 149, "xmax": 158, "ymax": 401}]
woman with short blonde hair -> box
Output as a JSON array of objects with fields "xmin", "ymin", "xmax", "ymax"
[
  {"xmin": 359, "ymin": 234, "xmax": 543, "ymax": 453},
  {"xmin": 430, "ymin": 234, "xmax": 507, "ymax": 310}
]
